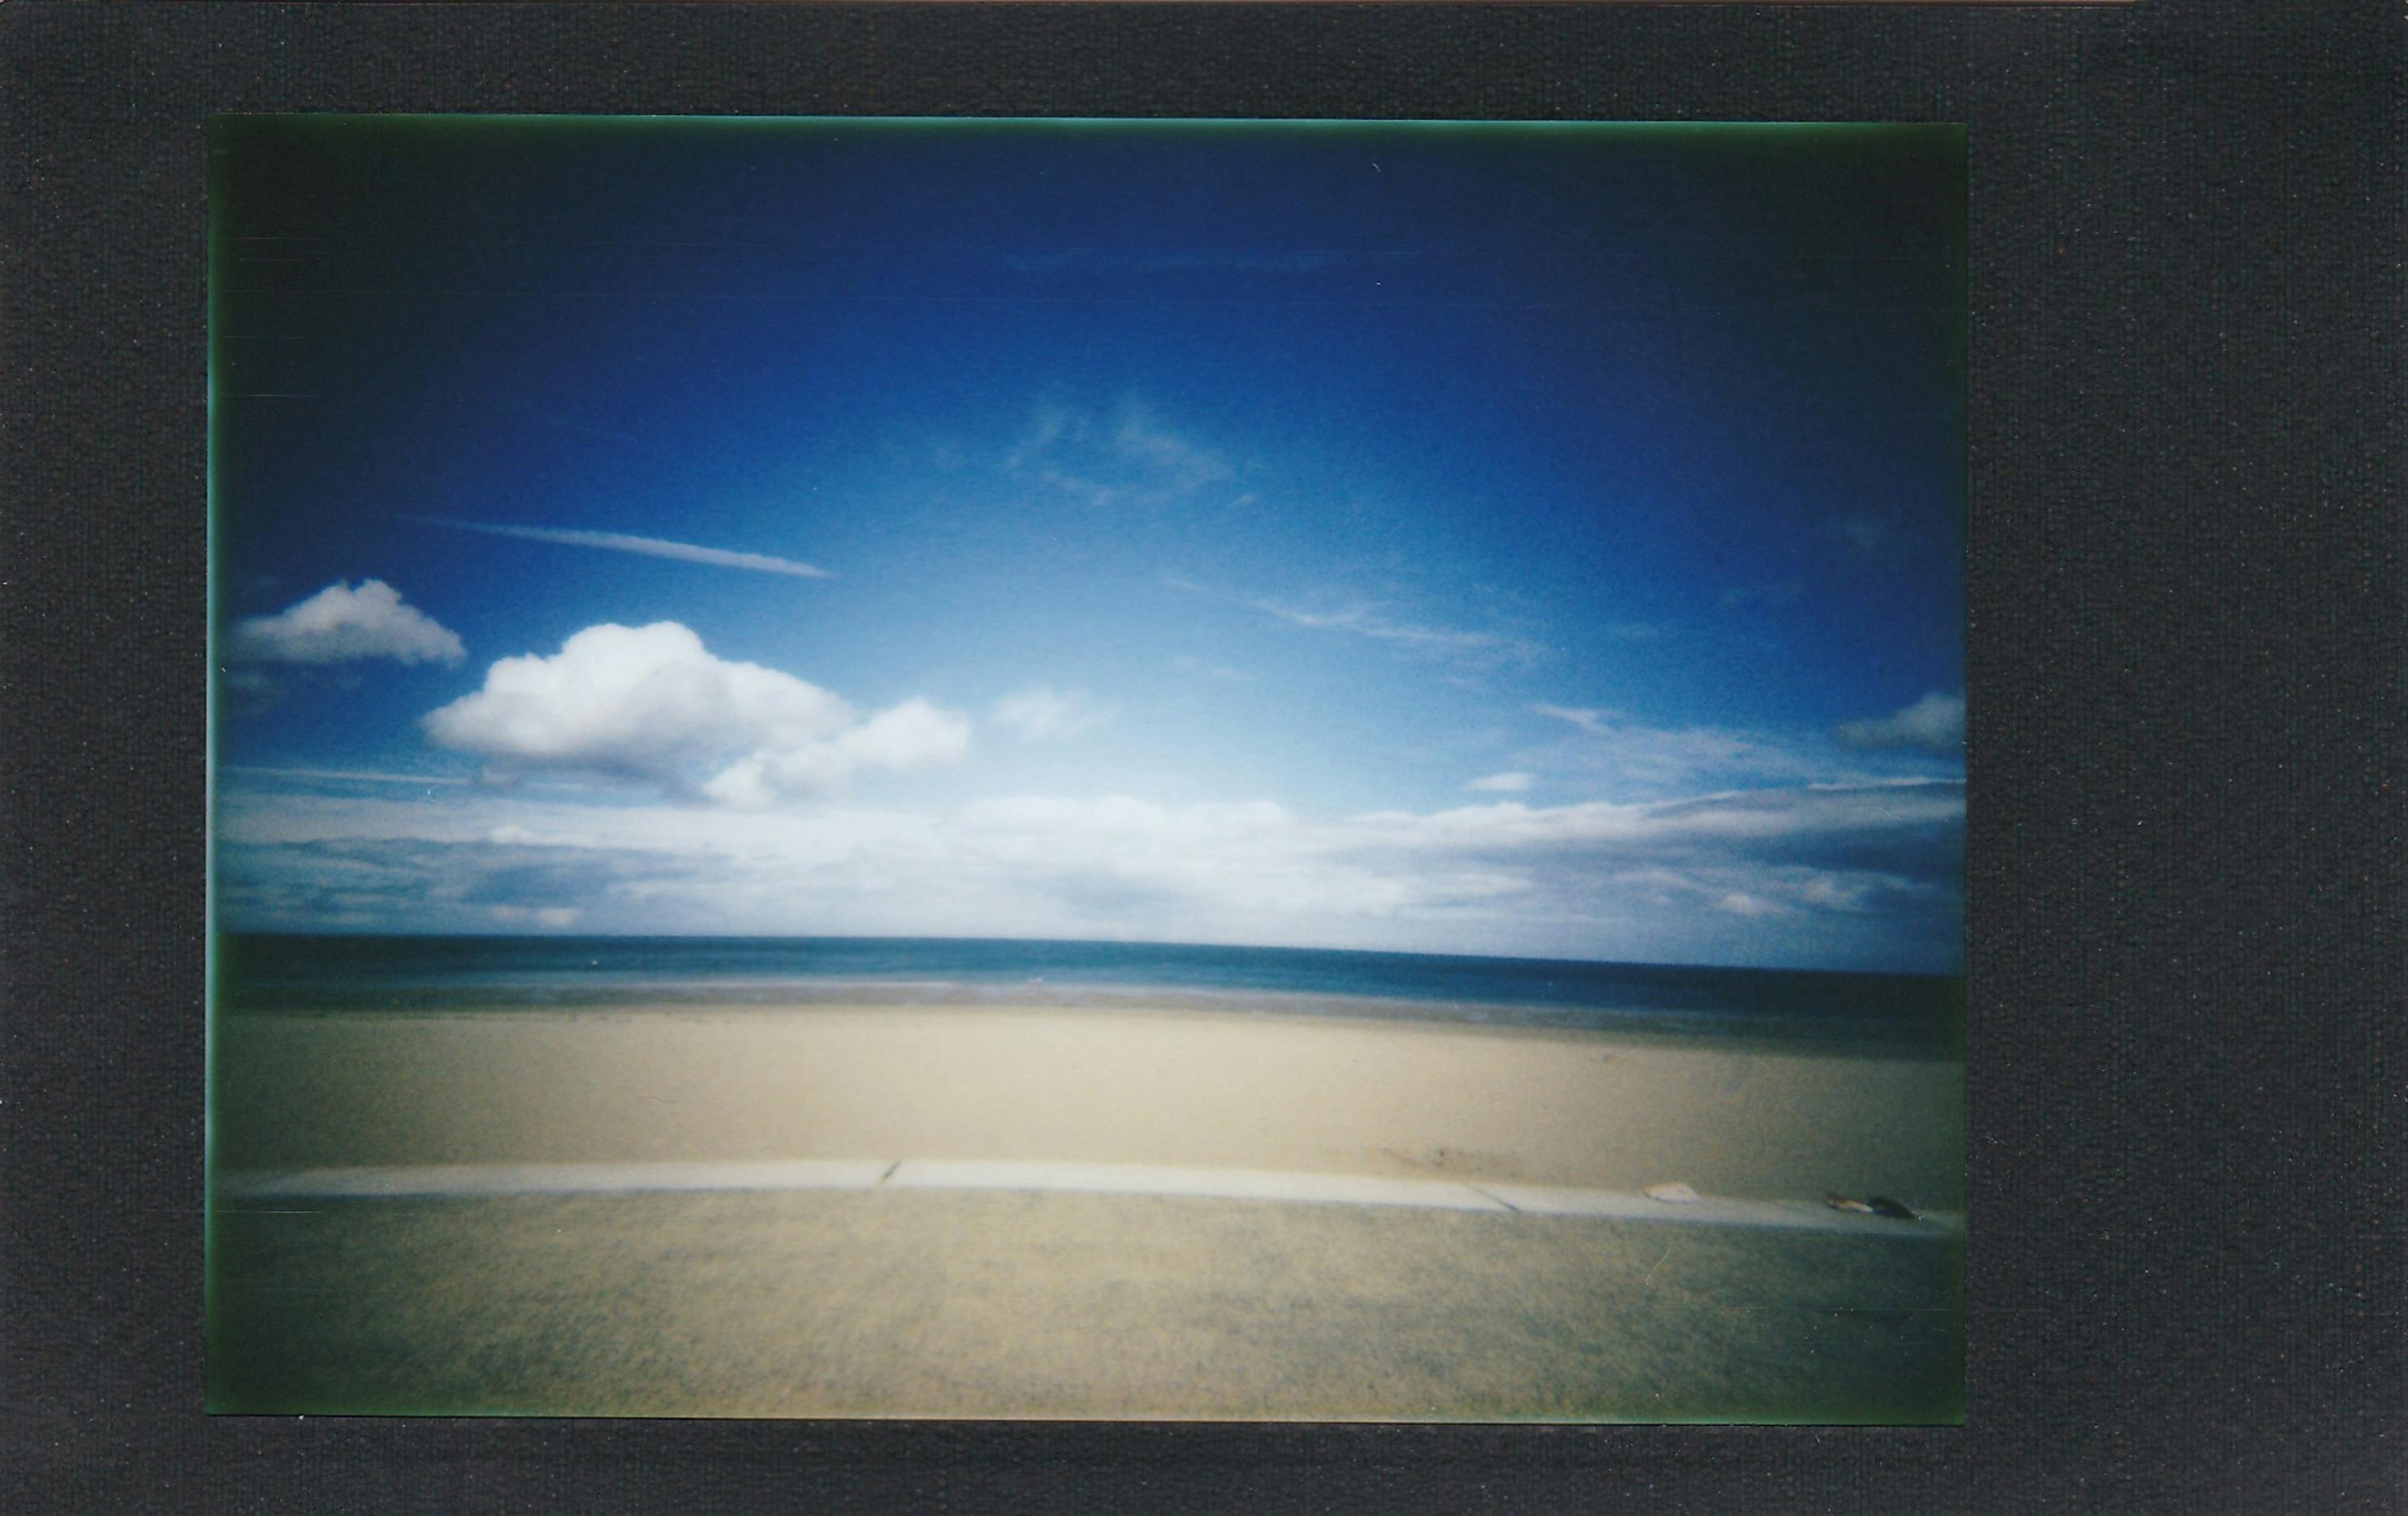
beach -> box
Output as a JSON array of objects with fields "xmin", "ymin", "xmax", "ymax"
[
  {"xmin": 213, "ymin": 1004, "xmax": 1961, "ymax": 1203},
  {"xmin": 209, "ymin": 1000, "xmax": 1961, "ymax": 1420}
]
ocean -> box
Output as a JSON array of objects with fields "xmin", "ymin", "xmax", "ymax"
[{"xmin": 214, "ymin": 934, "xmax": 1964, "ymax": 1052}]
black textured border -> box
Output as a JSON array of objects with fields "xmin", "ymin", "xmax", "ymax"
[{"xmin": 3, "ymin": 3, "xmax": 2401, "ymax": 1510}]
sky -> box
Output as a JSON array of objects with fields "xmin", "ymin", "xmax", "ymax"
[{"xmin": 211, "ymin": 118, "xmax": 1966, "ymax": 972}]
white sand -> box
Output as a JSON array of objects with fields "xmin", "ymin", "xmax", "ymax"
[{"xmin": 214, "ymin": 1003, "xmax": 1962, "ymax": 1207}]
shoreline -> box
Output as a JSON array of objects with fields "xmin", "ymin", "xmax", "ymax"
[{"xmin": 217, "ymin": 982, "xmax": 1961, "ymax": 1059}]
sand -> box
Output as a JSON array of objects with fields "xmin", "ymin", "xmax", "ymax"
[
  {"xmin": 209, "ymin": 1003, "xmax": 1963, "ymax": 1419},
  {"xmin": 214, "ymin": 1004, "xmax": 1963, "ymax": 1207}
]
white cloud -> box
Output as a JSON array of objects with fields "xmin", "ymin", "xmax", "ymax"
[
  {"xmin": 422, "ymin": 621, "xmax": 969, "ymax": 805},
  {"xmin": 1526, "ymin": 703, "xmax": 1914, "ymax": 797},
  {"xmin": 1716, "ymin": 891, "xmax": 1784, "ymax": 918},
  {"xmin": 228, "ymin": 580, "xmax": 465, "ymax": 666},
  {"xmin": 990, "ymin": 686, "xmax": 1109, "ymax": 742},
  {"xmin": 420, "ymin": 518, "xmax": 831, "ymax": 578},
  {"xmin": 839, "ymin": 698, "xmax": 976, "ymax": 769},
  {"xmin": 425, "ymin": 622, "xmax": 848, "ymax": 775},
  {"xmin": 486, "ymin": 905, "xmax": 584, "ymax": 929},
  {"xmin": 483, "ymin": 823, "xmax": 598, "ymax": 848},
  {"xmin": 218, "ymin": 775, "xmax": 1963, "ymax": 970},
  {"xmin": 1836, "ymin": 692, "xmax": 1965, "ymax": 754},
  {"xmin": 1466, "ymin": 771, "xmax": 1533, "ymax": 793},
  {"xmin": 1341, "ymin": 781, "xmax": 1964, "ymax": 860}
]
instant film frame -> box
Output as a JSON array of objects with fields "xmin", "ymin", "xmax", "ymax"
[{"xmin": 205, "ymin": 114, "xmax": 1969, "ymax": 1424}]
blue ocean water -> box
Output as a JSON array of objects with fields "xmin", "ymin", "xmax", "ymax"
[{"xmin": 215, "ymin": 934, "xmax": 1963, "ymax": 1052}]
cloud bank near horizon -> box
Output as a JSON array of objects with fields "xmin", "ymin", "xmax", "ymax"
[{"xmin": 215, "ymin": 773, "xmax": 1965, "ymax": 972}]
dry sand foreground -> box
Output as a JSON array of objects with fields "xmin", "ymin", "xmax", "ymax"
[
  {"xmin": 214, "ymin": 1004, "xmax": 1962, "ymax": 1205},
  {"xmin": 209, "ymin": 1004, "xmax": 1963, "ymax": 1419}
]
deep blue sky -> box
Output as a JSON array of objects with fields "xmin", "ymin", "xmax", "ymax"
[{"xmin": 212, "ymin": 118, "xmax": 1966, "ymax": 970}]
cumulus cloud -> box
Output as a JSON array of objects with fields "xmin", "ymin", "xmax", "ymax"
[
  {"xmin": 1466, "ymin": 771, "xmax": 1533, "ymax": 793},
  {"xmin": 1836, "ymin": 692, "xmax": 1965, "ymax": 754},
  {"xmin": 228, "ymin": 580, "xmax": 464, "ymax": 666},
  {"xmin": 839, "ymin": 698, "xmax": 976, "ymax": 768},
  {"xmin": 990, "ymin": 686, "xmax": 1109, "ymax": 742},
  {"xmin": 422, "ymin": 621, "xmax": 969, "ymax": 805}
]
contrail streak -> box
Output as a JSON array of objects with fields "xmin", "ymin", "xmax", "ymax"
[{"xmin": 417, "ymin": 517, "xmax": 832, "ymax": 579}]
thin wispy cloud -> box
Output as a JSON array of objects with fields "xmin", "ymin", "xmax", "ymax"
[
  {"xmin": 222, "ymin": 765, "xmax": 472, "ymax": 788},
  {"xmin": 1003, "ymin": 399, "xmax": 1232, "ymax": 509},
  {"xmin": 1168, "ymin": 654, "xmax": 1251, "ymax": 683},
  {"xmin": 1160, "ymin": 573, "xmax": 1541, "ymax": 670},
  {"xmin": 1526, "ymin": 703, "xmax": 1894, "ymax": 799},
  {"xmin": 1110, "ymin": 401, "xmax": 1232, "ymax": 491},
  {"xmin": 1466, "ymin": 771, "xmax": 1533, "ymax": 793},
  {"xmin": 1836, "ymin": 692, "xmax": 1965, "ymax": 754},
  {"xmin": 1719, "ymin": 581, "xmax": 1802, "ymax": 614},
  {"xmin": 991, "ymin": 686, "xmax": 1111, "ymax": 742},
  {"xmin": 1828, "ymin": 512, "xmax": 1923, "ymax": 557},
  {"xmin": 1532, "ymin": 703, "xmax": 1616, "ymax": 736},
  {"xmin": 418, "ymin": 517, "xmax": 832, "ymax": 579},
  {"xmin": 1000, "ymin": 247, "xmax": 1348, "ymax": 277},
  {"xmin": 1251, "ymin": 598, "xmax": 1543, "ymax": 665}
]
